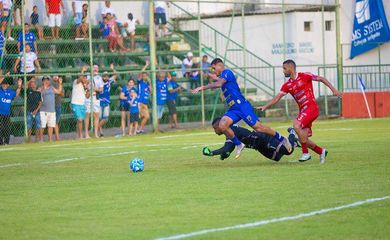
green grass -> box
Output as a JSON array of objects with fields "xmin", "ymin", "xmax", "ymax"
[{"xmin": 0, "ymin": 118, "xmax": 389, "ymax": 239}]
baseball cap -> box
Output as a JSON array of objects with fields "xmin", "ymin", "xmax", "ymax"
[
  {"xmin": 170, "ymin": 71, "xmax": 177, "ymax": 77},
  {"xmin": 187, "ymin": 52, "xmax": 193, "ymax": 58}
]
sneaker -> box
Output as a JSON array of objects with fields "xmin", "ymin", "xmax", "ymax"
[
  {"xmin": 235, "ymin": 143, "xmax": 246, "ymax": 159},
  {"xmin": 7, "ymin": 36, "xmax": 14, "ymax": 41},
  {"xmin": 299, "ymin": 153, "xmax": 312, "ymax": 162},
  {"xmin": 282, "ymin": 137, "xmax": 292, "ymax": 153},
  {"xmin": 320, "ymin": 149, "xmax": 328, "ymax": 164}
]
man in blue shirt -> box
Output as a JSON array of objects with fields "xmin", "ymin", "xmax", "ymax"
[
  {"xmin": 0, "ymin": 77, "xmax": 22, "ymax": 145},
  {"xmin": 137, "ymin": 61, "xmax": 151, "ymax": 133},
  {"xmin": 98, "ymin": 64, "xmax": 117, "ymax": 137},
  {"xmin": 192, "ymin": 58, "xmax": 291, "ymax": 158},
  {"xmin": 156, "ymin": 72, "xmax": 167, "ymax": 132},
  {"xmin": 167, "ymin": 71, "xmax": 182, "ymax": 129},
  {"xmin": 17, "ymin": 23, "xmax": 38, "ymax": 54},
  {"xmin": 127, "ymin": 91, "xmax": 139, "ymax": 136}
]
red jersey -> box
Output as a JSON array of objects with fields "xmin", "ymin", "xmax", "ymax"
[
  {"xmin": 46, "ymin": 0, "xmax": 62, "ymax": 14},
  {"xmin": 280, "ymin": 72, "xmax": 318, "ymax": 111}
]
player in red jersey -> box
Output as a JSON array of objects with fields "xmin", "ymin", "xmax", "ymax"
[{"xmin": 257, "ymin": 60, "xmax": 342, "ymax": 163}]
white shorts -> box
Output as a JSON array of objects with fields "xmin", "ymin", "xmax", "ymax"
[
  {"xmin": 100, "ymin": 105, "xmax": 110, "ymax": 120},
  {"xmin": 40, "ymin": 111, "xmax": 56, "ymax": 128},
  {"xmin": 85, "ymin": 100, "xmax": 101, "ymax": 113},
  {"xmin": 49, "ymin": 14, "xmax": 61, "ymax": 27}
]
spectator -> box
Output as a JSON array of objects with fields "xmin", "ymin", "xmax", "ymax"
[
  {"xmin": 202, "ymin": 55, "xmax": 211, "ymax": 79},
  {"xmin": 137, "ymin": 61, "xmax": 151, "ymax": 134},
  {"xmin": 127, "ymin": 90, "xmax": 139, "ymax": 136},
  {"xmin": 45, "ymin": 0, "xmax": 65, "ymax": 39},
  {"xmin": 30, "ymin": 5, "xmax": 44, "ymax": 40},
  {"xmin": 124, "ymin": 13, "xmax": 140, "ymax": 51},
  {"xmin": 72, "ymin": 0, "xmax": 83, "ymax": 39},
  {"xmin": 119, "ymin": 78, "xmax": 136, "ymax": 136},
  {"xmin": 111, "ymin": 14, "xmax": 128, "ymax": 52},
  {"xmin": 40, "ymin": 76, "xmax": 63, "ymax": 142},
  {"xmin": 167, "ymin": 71, "xmax": 182, "ymax": 129},
  {"xmin": 156, "ymin": 72, "xmax": 167, "ymax": 132},
  {"xmin": 26, "ymin": 79, "xmax": 43, "ymax": 143},
  {"xmin": 101, "ymin": 0, "xmax": 114, "ymax": 20},
  {"xmin": 154, "ymin": 0, "xmax": 169, "ymax": 37},
  {"xmin": 14, "ymin": 45, "xmax": 41, "ymax": 81},
  {"xmin": 13, "ymin": 0, "xmax": 23, "ymax": 26},
  {"xmin": 52, "ymin": 76, "xmax": 64, "ymax": 141},
  {"xmin": 98, "ymin": 64, "xmax": 117, "ymax": 137},
  {"xmin": 0, "ymin": 77, "xmax": 21, "ymax": 145},
  {"xmin": 17, "ymin": 23, "xmax": 38, "ymax": 54},
  {"xmin": 81, "ymin": 4, "xmax": 89, "ymax": 38},
  {"xmin": 181, "ymin": 52, "xmax": 193, "ymax": 78},
  {"xmin": 85, "ymin": 65, "xmax": 103, "ymax": 138},
  {"xmin": 0, "ymin": 30, "xmax": 5, "ymax": 70},
  {"xmin": 190, "ymin": 61, "xmax": 200, "ymax": 89},
  {"xmin": 71, "ymin": 66, "xmax": 88, "ymax": 139},
  {"xmin": 0, "ymin": 0, "xmax": 14, "ymax": 40}
]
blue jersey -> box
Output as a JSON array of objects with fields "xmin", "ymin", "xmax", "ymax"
[
  {"xmin": 128, "ymin": 97, "xmax": 139, "ymax": 113},
  {"xmin": 156, "ymin": 79, "xmax": 168, "ymax": 105},
  {"xmin": 120, "ymin": 85, "xmax": 136, "ymax": 106},
  {"xmin": 167, "ymin": 80, "xmax": 179, "ymax": 101},
  {"xmin": 0, "ymin": 32, "xmax": 4, "ymax": 56},
  {"xmin": 99, "ymin": 78, "xmax": 115, "ymax": 107},
  {"xmin": 220, "ymin": 69, "xmax": 246, "ymax": 109},
  {"xmin": 99, "ymin": 23, "xmax": 110, "ymax": 38},
  {"xmin": 18, "ymin": 32, "xmax": 36, "ymax": 52},
  {"xmin": 137, "ymin": 79, "xmax": 150, "ymax": 104},
  {"xmin": 0, "ymin": 88, "xmax": 16, "ymax": 116}
]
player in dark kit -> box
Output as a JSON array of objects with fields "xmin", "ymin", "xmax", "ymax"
[{"xmin": 203, "ymin": 117, "xmax": 298, "ymax": 161}]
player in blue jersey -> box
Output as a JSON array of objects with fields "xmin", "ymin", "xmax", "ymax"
[{"xmin": 192, "ymin": 58, "xmax": 291, "ymax": 158}]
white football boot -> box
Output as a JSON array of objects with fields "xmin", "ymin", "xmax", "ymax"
[
  {"xmin": 320, "ymin": 149, "xmax": 328, "ymax": 164},
  {"xmin": 299, "ymin": 153, "xmax": 312, "ymax": 162},
  {"xmin": 235, "ymin": 143, "xmax": 246, "ymax": 159}
]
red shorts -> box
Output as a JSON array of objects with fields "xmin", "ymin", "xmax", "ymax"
[{"xmin": 296, "ymin": 107, "xmax": 319, "ymax": 137}]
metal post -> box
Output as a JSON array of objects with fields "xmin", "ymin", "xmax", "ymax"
[
  {"xmin": 241, "ymin": 4, "xmax": 247, "ymax": 97},
  {"xmin": 198, "ymin": 0, "xmax": 205, "ymax": 126},
  {"xmin": 378, "ymin": 44, "xmax": 382, "ymax": 90},
  {"xmin": 321, "ymin": 0, "xmax": 328, "ymax": 117},
  {"xmin": 88, "ymin": 0, "xmax": 94, "ymax": 134},
  {"xmin": 149, "ymin": 0, "xmax": 158, "ymax": 131},
  {"xmin": 282, "ymin": 0, "xmax": 289, "ymax": 118},
  {"xmin": 335, "ymin": 0, "xmax": 343, "ymax": 115},
  {"xmin": 21, "ymin": 1, "xmax": 27, "ymax": 141}
]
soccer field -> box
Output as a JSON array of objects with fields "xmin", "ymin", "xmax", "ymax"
[{"xmin": 0, "ymin": 118, "xmax": 389, "ymax": 239}]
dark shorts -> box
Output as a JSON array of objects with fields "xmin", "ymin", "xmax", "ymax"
[
  {"xmin": 55, "ymin": 105, "xmax": 62, "ymax": 124},
  {"xmin": 19, "ymin": 70, "xmax": 36, "ymax": 81},
  {"xmin": 120, "ymin": 104, "xmax": 130, "ymax": 112},
  {"xmin": 154, "ymin": 13, "xmax": 167, "ymax": 25},
  {"xmin": 130, "ymin": 112, "xmax": 139, "ymax": 123},
  {"xmin": 0, "ymin": 10, "xmax": 11, "ymax": 22},
  {"xmin": 224, "ymin": 101, "xmax": 259, "ymax": 127},
  {"xmin": 167, "ymin": 100, "xmax": 177, "ymax": 115},
  {"xmin": 14, "ymin": 0, "xmax": 22, "ymax": 8}
]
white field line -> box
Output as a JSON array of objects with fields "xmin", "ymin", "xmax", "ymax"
[
  {"xmin": 0, "ymin": 163, "xmax": 25, "ymax": 168},
  {"xmin": 155, "ymin": 196, "xmax": 390, "ymax": 240},
  {"xmin": 155, "ymin": 132, "xmax": 214, "ymax": 139}
]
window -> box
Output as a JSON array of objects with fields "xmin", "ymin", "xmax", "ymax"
[
  {"xmin": 325, "ymin": 20, "xmax": 333, "ymax": 31},
  {"xmin": 304, "ymin": 21, "xmax": 312, "ymax": 32}
]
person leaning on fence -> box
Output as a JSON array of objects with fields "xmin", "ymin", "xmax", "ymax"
[
  {"xmin": 98, "ymin": 64, "xmax": 117, "ymax": 137},
  {"xmin": 0, "ymin": 77, "xmax": 21, "ymax": 145},
  {"xmin": 17, "ymin": 23, "xmax": 38, "ymax": 54},
  {"xmin": 40, "ymin": 76, "xmax": 63, "ymax": 142},
  {"xmin": 0, "ymin": 0, "xmax": 14, "ymax": 40},
  {"xmin": 26, "ymin": 79, "xmax": 43, "ymax": 143},
  {"xmin": 13, "ymin": 45, "xmax": 41, "ymax": 81},
  {"xmin": 52, "ymin": 76, "xmax": 64, "ymax": 141},
  {"xmin": 71, "ymin": 66, "xmax": 89, "ymax": 139},
  {"xmin": 45, "ymin": 0, "xmax": 65, "ymax": 39},
  {"xmin": 30, "ymin": 5, "xmax": 44, "ymax": 40},
  {"xmin": 167, "ymin": 71, "xmax": 182, "ymax": 129}
]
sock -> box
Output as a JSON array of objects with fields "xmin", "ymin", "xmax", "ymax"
[
  {"xmin": 301, "ymin": 143, "xmax": 309, "ymax": 154},
  {"xmin": 313, "ymin": 145, "xmax": 323, "ymax": 155},
  {"xmin": 274, "ymin": 132, "xmax": 284, "ymax": 142},
  {"xmin": 289, "ymin": 128, "xmax": 296, "ymax": 135},
  {"xmin": 231, "ymin": 136, "xmax": 242, "ymax": 146}
]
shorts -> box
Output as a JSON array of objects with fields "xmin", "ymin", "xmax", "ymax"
[
  {"xmin": 100, "ymin": 105, "xmax": 110, "ymax": 120},
  {"xmin": 74, "ymin": 12, "xmax": 83, "ymax": 26},
  {"xmin": 130, "ymin": 112, "xmax": 139, "ymax": 123},
  {"xmin": 157, "ymin": 104, "xmax": 165, "ymax": 119},
  {"xmin": 14, "ymin": 0, "xmax": 23, "ymax": 8},
  {"xmin": 296, "ymin": 106, "xmax": 320, "ymax": 137},
  {"xmin": 72, "ymin": 104, "xmax": 86, "ymax": 120},
  {"xmin": 224, "ymin": 101, "xmax": 259, "ymax": 127},
  {"xmin": 154, "ymin": 13, "xmax": 167, "ymax": 25},
  {"xmin": 0, "ymin": 10, "xmax": 10, "ymax": 22},
  {"xmin": 139, "ymin": 103, "xmax": 150, "ymax": 119},
  {"xmin": 55, "ymin": 105, "xmax": 61, "ymax": 124},
  {"xmin": 119, "ymin": 104, "xmax": 130, "ymax": 112},
  {"xmin": 26, "ymin": 111, "xmax": 41, "ymax": 129},
  {"xmin": 86, "ymin": 100, "xmax": 100, "ymax": 113},
  {"xmin": 40, "ymin": 111, "xmax": 56, "ymax": 128},
  {"xmin": 49, "ymin": 14, "xmax": 61, "ymax": 27},
  {"xmin": 167, "ymin": 100, "xmax": 176, "ymax": 115}
]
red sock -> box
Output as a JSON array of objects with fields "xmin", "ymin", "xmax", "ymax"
[
  {"xmin": 301, "ymin": 143, "xmax": 308, "ymax": 154},
  {"xmin": 314, "ymin": 145, "xmax": 323, "ymax": 155}
]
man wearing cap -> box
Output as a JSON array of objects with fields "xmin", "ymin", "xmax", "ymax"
[
  {"xmin": 52, "ymin": 76, "xmax": 64, "ymax": 141},
  {"xmin": 0, "ymin": 77, "xmax": 22, "ymax": 145},
  {"xmin": 137, "ymin": 61, "xmax": 151, "ymax": 134},
  {"xmin": 98, "ymin": 64, "xmax": 117, "ymax": 137},
  {"xmin": 167, "ymin": 71, "xmax": 182, "ymax": 129},
  {"xmin": 71, "ymin": 66, "xmax": 89, "ymax": 139},
  {"xmin": 181, "ymin": 52, "xmax": 193, "ymax": 78},
  {"xmin": 40, "ymin": 76, "xmax": 63, "ymax": 142},
  {"xmin": 13, "ymin": 45, "xmax": 41, "ymax": 81},
  {"xmin": 85, "ymin": 65, "xmax": 104, "ymax": 138}
]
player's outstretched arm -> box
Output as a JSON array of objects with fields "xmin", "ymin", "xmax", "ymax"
[
  {"xmin": 203, "ymin": 141, "xmax": 235, "ymax": 160},
  {"xmin": 316, "ymin": 76, "xmax": 342, "ymax": 97},
  {"xmin": 256, "ymin": 92, "xmax": 286, "ymax": 111},
  {"xmin": 191, "ymin": 75, "xmax": 226, "ymax": 94}
]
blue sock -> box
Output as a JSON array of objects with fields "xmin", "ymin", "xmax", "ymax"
[
  {"xmin": 274, "ymin": 132, "xmax": 284, "ymax": 142},
  {"xmin": 231, "ymin": 136, "xmax": 242, "ymax": 146}
]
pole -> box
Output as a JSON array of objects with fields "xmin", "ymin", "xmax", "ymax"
[
  {"xmin": 198, "ymin": 0, "xmax": 205, "ymax": 126},
  {"xmin": 378, "ymin": 44, "xmax": 382, "ymax": 90},
  {"xmin": 335, "ymin": 0, "xmax": 343, "ymax": 115},
  {"xmin": 149, "ymin": 0, "xmax": 158, "ymax": 132},
  {"xmin": 241, "ymin": 3, "xmax": 247, "ymax": 97},
  {"xmin": 21, "ymin": 1, "xmax": 27, "ymax": 141},
  {"xmin": 88, "ymin": 0, "xmax": 94, "ymax": 134},
  {"xmin": 282, "ymin": 0, "xmax": 289, "ymax": 118},
  {"xmin": 321, "ymin": 0, "xmax": 328, "ymax": 117}
]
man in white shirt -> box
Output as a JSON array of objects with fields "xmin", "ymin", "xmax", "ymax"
[
  {"xmin": 101, "ymin": 0, "xmax": 115, "ymax": 20},
  {"xmin": 71, "ymin": 66, "xmax": 89, "ymax": 139},
  {"xmin": 85, "ymin": 65, "xmax": 104, "ymax": 138},
  {"xmin": 154, "ymin": 1, "xmax": 169, "ymax": 37},
  {"xmin": 181, "ymin": 51, "xmax": 193, "ymax": 78},
  {"xmin": 13, "ymin": 45, "xmax": 41, "ymax": 81},
  {"xmin": 124, "ymin": 13, "xmax": 140, "ymax": 51},
  {"xmin": 72, "ymin": 0, "xmax": 83, "ymax": 39}
]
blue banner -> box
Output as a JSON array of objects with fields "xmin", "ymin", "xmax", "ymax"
[{"xmin": 350, "ymin": 0, "xmax": 390, "ymax": 59}]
